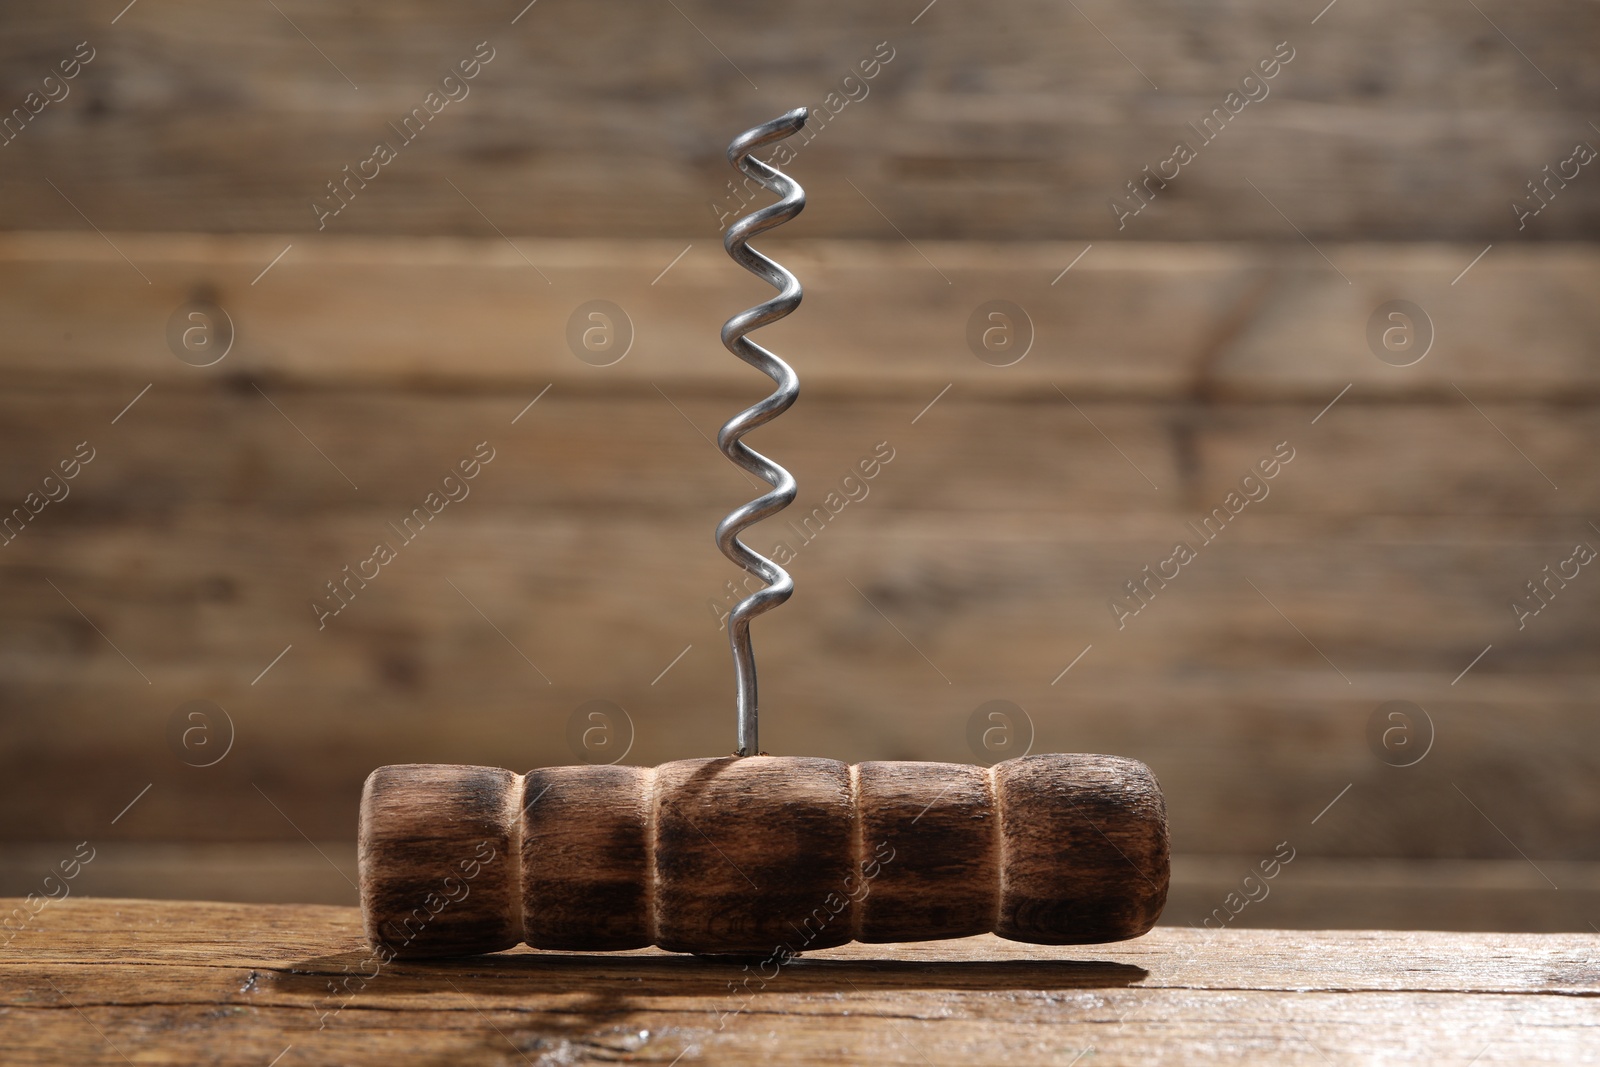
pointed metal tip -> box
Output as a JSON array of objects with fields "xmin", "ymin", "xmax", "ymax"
[{"xmin": 727, "ymin": 107, "xmax": 811, "ymax": 163}]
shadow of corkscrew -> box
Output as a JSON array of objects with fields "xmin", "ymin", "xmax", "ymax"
[{"xmin": 280, "ymin": 946, "xmax": 1148, "ymax": 998}]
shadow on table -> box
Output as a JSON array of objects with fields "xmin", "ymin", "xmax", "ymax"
[{"xmin": 280, "ymin": 949, "xmax": 1148, "ymax": 997}]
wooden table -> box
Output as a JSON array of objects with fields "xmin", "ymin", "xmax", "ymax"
[{"xmin": 3, "ymin": 899, "xmax": 1595, "ymax": 1065}]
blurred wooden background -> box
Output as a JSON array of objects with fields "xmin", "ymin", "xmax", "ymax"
[{"xmin": 1, "ymin": 0, "xmax": 1597, "ymax": 932}]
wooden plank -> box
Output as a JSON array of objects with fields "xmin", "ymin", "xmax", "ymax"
[
  {"xmin": 3, "ymin": 508, "xmax": 1595, "ymax": 679},
  {"xmin": 0, "ymin": 1, "xmax": 1596, "ymax": 238},
  {"xmin": 3, "ymin": 387, "xmax": 1598, "ymax": 513},
  {"xmin": 1, "ymin": 236, "xmax": 1599, "ymax": 397},
  {"xmin": 2, "ymin": 512, "xmax": 1597, "ymax": 697},
  {"xmin": 0, "ymin": 900, "xmax": 1596, "ymax": 1065},
  {"xmin": 1166, "ymin": 856, "xmax": 1600, "ymax": 934},
  {"xmin": 0, "ymin": 843, "xmax": 366, "ymax": 907}
]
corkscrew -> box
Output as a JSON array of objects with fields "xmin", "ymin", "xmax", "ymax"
[
  {"xmin": 716, "ymin": 105, "xmax": 807, "ymax": 758},
  {"xmin": 356, "ymin": 111, "xmax": 1170, "ymax": 959}
]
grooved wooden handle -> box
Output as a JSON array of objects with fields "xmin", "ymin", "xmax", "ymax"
[{"xmin": 358, "ymin": 753, "xmax": 1168, "ymax": 957}]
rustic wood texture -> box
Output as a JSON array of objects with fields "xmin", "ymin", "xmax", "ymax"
[
  {"xmin": 1, "ymin": 2, "xmax": 1597, "ymax": 239},
  {"xmin": 994, "ymin": 754, "xmax": 1169, "ymax": 945},
  {"xmin": 856, "ymin": 761, "xmax": 995, "ymax": 942},
  {"xmin": 3, "ymin": 898, "xmax": 1597, "ymax": 1065},
  {"xmin": 357, "ymin": 764, "xmax": 523, "ymax": 958},
  {"xmin": 359, "ymin": 755, "xmax": 1167, "ymax": 956},
  {"xmin": 3, "ymin": 235, "xmax": 1599, "ymax": 398},
  {"xmin": 521, "ymin": 763, "xmax": 654, "ymax": 951},
  {"xmin": 653, "ymin": 756, "xmax": 858, "ymax": 954}
]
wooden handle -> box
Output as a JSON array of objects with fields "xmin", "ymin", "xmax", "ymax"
[{"xmin": 358, "ymin": 754, "xmax": 1168, "ymax": 958}]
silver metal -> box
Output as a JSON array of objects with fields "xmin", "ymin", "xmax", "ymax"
[{"xmin": 717, "ymin": 107, "xmax": 808, "ymax": 757}]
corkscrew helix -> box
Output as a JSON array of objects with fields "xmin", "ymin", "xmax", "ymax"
[{"xmin": 716, "ymin": 107, "xmax": 808, "ymax": 758}]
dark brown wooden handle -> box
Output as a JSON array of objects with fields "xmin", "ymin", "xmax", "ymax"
[{"xmin": 358, "ymin": 753, "xmax": 1168, "ymax": 958}]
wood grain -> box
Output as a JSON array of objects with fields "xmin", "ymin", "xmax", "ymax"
[
  {"xmin": 856, "ymin": 761, "xmax": 996, "ymax": 943},
  {"xmin": 2, "ymin": 898, "xmax": 1597, "ymax": 1065},
  {"xmin": 361, "ymin": 755, "xmax": 1166, "ymax": 956},
  {"xmin": 2, "ymin": 235, "xmax": 1599, "ymax": 399},
  {"xmin": 995, "ymin": 754, "xmax": 1169, "ymax": 945},
  {"xmin": 0, "ymin": 1, "xmax": 1597, "ymax": 238},
  {"xmin": 653, "ymin": 756, "xmax": 858, "ymax": 954},
  {"xmin": 521, "ymin": 763, "xmax": 654, "ymax": 951},
  {"xmin": 357, "ymin": 764, "xmax": 522, "ymax": 958}
]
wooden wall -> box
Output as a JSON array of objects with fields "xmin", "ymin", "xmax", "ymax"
[
  {"xmin": 0, "ymin": 0, "xmax": 1596, "ymax": 929},
  {"xmin": 0, "ymin": 0, "xmax": 1597, "ymax": 239}
]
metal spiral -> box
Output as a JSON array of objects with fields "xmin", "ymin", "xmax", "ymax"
[{"xmin": 717, "ymin": 107, "xmax": 808, "ymax": 758}]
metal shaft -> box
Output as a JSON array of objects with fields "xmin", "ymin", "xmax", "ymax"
[{"xmin": 716, "ymin": 108, "xmax": 808, "ymax": 757}]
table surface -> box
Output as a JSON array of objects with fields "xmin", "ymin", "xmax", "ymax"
[{"xmin": 3, "ymin": 899, "xmax": 1596, "ymax": 1065}]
